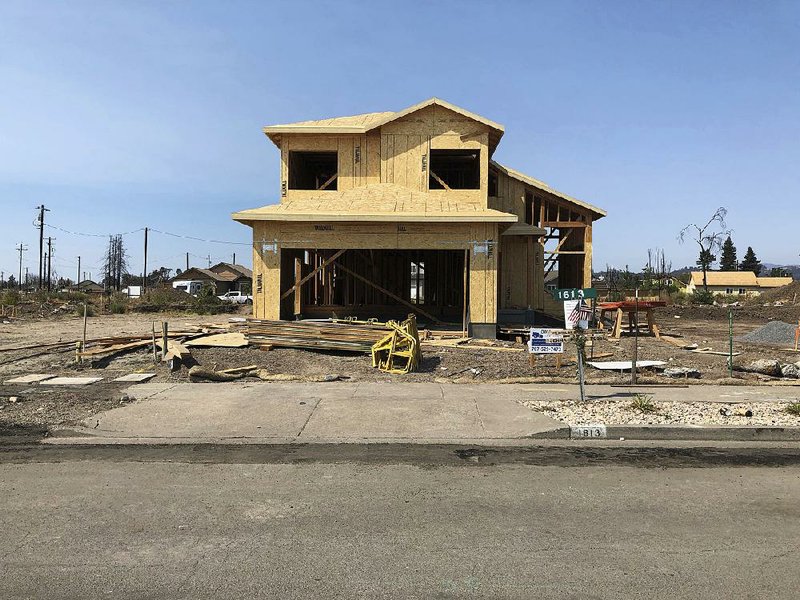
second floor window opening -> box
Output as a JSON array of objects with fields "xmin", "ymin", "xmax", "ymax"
[
  {"xmin": 289, "ymin": 151, "xmax": 338, "ymax": 190},
  {"xmin": 429, "ymin": 150, "xmax": 480, "ymax": 190}
]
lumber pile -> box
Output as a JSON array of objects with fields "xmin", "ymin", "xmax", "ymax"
[
  {"xmin": 245, "ymin": 319, "xmax": 392, "ymax": 353},
  {"xmin": 245, "ymin": 316, "xmax": 422, "ymax": 374}
]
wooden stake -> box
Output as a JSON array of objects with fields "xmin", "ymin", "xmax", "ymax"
[
  {"xmin": 294, "ymin": 256, "xmax": 302, "ymax": 316},
  {"xmin": 81, "ymin": 302, "xmax": 88, "ymax": 362},
  {"xmin": 462, "ymin": 248, "xmax": 469, "ymax": 337},
  {"xmin": 162, "ymin": 322, "xmax": 168, "ymax": 360},
  {"xmin": 151, "ymin": 321, "xmax": 158, "ymax": 363}
]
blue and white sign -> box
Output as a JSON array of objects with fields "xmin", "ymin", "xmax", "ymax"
[{"xmin": 528, "ymin": 328, "xmax": 564, "ymax": 354}]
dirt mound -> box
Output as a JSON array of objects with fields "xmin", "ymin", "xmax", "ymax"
[{"xmin": 749, "ymin": 279, "xmax": 800, "ymax": 305}]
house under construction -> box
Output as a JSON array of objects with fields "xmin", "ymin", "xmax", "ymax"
[{"xmin": 233, "ymin": 98, "xmax": 606, "ymax": 337}]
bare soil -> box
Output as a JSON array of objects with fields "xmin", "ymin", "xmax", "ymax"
[{"xmin": 1, "ymin": 304, "xmax": 798, "ymax": 434}]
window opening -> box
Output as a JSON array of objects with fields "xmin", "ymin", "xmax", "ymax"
[
  {"xmin": 429, "ymin": 150, "xmax": 480, "ymax": 190},
  {"xmin": 289, "ymin": 151, "xmax": 338, "ymax": 190}
]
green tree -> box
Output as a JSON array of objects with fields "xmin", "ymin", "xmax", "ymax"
[
  {"xmin": 719, "ymin": 236, "xmax": 737, "ymax": 271},
  {"xmin": 740, "ymin": 247, "xmax": 762, "ymax": 275},
  {"xmin": 696, "ymin": 248, "xmax": 716, "ymax": 272},
  {"xmin": 769, "ymin": 267, "xmax": 788, "ymax": 277}
]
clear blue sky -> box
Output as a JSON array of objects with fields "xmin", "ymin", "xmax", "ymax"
[{"xmin": 1, "ymin": 0, "xmax": 798, "ymax": 283}]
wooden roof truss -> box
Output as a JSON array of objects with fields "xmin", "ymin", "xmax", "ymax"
[{"xmin": 538, "ymin": 194, "xmax": 590, "ymax": 279}]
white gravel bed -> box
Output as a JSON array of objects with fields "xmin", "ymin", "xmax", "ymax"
[{"xmin": 521, "ymin": 399, "xmax": 800, "ymax": 426}]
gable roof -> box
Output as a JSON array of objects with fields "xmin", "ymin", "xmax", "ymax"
[
  {"xmin": 172, "ymin": 268, "xmax": 227, "ymax": 282},
  {"xmin": 690, "ymin": 271, "xmax": 758, "ymax": 287},
  {"xmin": 263, "ymin": 97, "xmax": 505, "ymax": 152},
  {"xmin": 490, "ymin": 160, "xmax": 607, "ymax": 219},
  {"xmin": 232, "ymin": 183, "xmax": 517, "ymax": 224},
  {"xmin": 210, "ymin": 262, "xmax": 253, "ymax": 280},
  {"xmin": 756, "ymin": 276, "xmax": 794, "ymax": 288}
]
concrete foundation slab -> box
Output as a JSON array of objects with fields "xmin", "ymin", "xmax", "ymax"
[
  {"xmin": 3, "ymin": 374, "xmax": 56, "ymax": 385},
  {"xmin": 113, "ymin": 373, "xmax": 156, "ymax": 383},
  {"xmin": 40, "ymin": 377, "xmax": 104, "ymax": 386}
]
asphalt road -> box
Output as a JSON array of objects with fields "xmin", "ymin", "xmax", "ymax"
[{"xmin": 2, "ymin": 446, "xmax": 799, "ymax": 599}]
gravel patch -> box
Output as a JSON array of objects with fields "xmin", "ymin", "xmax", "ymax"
[
  {"xmin": 521, "ymin": 398, "xmax": 800, "ymax": 426},
  {"xmin": 739, "ymin": 320, "xmax": 798, "ymax": 346}
]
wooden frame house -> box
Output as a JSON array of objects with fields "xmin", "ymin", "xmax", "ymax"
[{"xmin": 233, "ymin": 98, "xmax": 606, "ymax": 337}]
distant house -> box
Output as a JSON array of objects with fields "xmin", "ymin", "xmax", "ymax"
[
  {"xmin": 170, "ymin": 262, "xmax": 252, "ymax": 296},
  {"xmin": 71, "ymin": 280, "xmax": 104, "ymax": 294},
  {"xmin": 687, "ymin": 271, "xmax": 793, "ymax": 296}
]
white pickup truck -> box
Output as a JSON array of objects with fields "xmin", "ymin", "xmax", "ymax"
[{"xmin": 217, "ymin": 290, "xmax": 253, "ymax": 304}]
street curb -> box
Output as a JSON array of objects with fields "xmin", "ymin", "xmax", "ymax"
[
  {"xmin": 578, "ymin": 425, "xmax": 800, "ymax": 442},
  {"xmin": 18, "ymin": 425, "xmax": 800, "ymax": 445}
]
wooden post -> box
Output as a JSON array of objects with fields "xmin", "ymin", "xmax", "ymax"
[
  {"xmin": 81, "ymin": 302, "xmax": 88, "ymax": 362},
  {"xmin": 294, "ymin": 256, "xmax": 302, "ymax": 317},
  {"xmin": 162, "ymin": 322, "xmax": 168, "ymax": 360},
  {"xmin": 142, "ymin": 227, "xmax": 148, "ymax": 294},
  {"xmin": 151, "ymin": 321, "xmax": 158, "ymax": 363},
  {"xmin": 462, "ymin": 248, "xmax": 469, "ymax": 337}
]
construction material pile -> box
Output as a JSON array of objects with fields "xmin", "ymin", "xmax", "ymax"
[
  {"xmin": 245, "ymin": 316, "xmax": 422, "ymax": 373},
  {"xmin": 740, "ymin": 321, "xmax": 799, "ymax": 347}
]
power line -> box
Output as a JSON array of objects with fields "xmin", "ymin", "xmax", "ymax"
[
  {"xmin": 45, "ymin": 222, "xmax": 252, "ymax": 246},
  {"xmin": 45, "ymin": 224, "xmax": 145, "ymax": 237}
]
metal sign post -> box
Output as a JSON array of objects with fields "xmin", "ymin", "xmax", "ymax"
[
  {"xmin": 551, "ymin": 288, "xmax": 596, "ymax": 402},
  {"xmin": 631, "ymin": 288, "xmax": 639, "ymax": 385},
  {"xmin": 575, "ymin": 325, "xmax": 587, "ymax": 403},
  {"xmin": 728, "ymin": 309, "xmax": 734, "ymax": 377}
]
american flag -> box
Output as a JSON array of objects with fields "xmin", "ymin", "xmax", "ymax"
[{"xmin": 568, "ymin": 301, "xmax": 593, "ymax": 325}]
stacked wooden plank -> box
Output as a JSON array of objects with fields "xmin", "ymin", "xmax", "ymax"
[{"xmin": 245, "ymin": 319, "xmax": 395, "ymax": 353}]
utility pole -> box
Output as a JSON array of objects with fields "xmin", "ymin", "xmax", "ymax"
[
  {"xmin": 16, "ymin": 242, "xmax": 28, "ymax": 290},
  {"xmin": 143, "ymin": 227, "xmax": 148, "ymax": 293},
  {"xmin": 46, "ymin": 237, "xmax": 53, "ymax": 292},
  {"xmin": 186, "ymin": 252, "xmax": 189, "ymax": 272},
  {"xmin": 207, "ymin": 254, "xmax": 211, "ymax": 268},
  {"xmin": 232, "ymin": 252, "xmax": 236, "ymax": 265},
  {"xmin": 35, "ymin": 205, "xmax": 49, "ymax": 290},
  {"xmin": 77, "ymin": 256, "xmax": 81, "ymax": 285}
]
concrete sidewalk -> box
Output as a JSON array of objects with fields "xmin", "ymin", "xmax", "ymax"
[
  {"xmin": 58, "ymin": 382, "xmax": 800, "ymax": 444},
  {"xmin": 73, "ymin": 382, "xmax": 569, "ymax": 442}
]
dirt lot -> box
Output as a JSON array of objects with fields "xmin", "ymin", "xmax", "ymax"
[{"xmin": 1, "ymin": 303, "xmax": 798, "ymax": 435}]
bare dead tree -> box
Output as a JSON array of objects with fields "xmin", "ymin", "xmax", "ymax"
[
  {"xmin": 102, "ymin": 235, "xmax": 129, "ymax": 291},
  {"xmin": 678, "ymin": 207, "xmax": 730, "ymax": 293}
]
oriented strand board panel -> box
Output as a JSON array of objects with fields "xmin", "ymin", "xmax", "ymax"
[
  {"xmin": 185, "ymin": 332, "xmax": 248, "ymax": 347},
  {"xmin": 468, "ymin": 222, "xmax": 498, "ymax": 324},
  {"xmin": 272, "ymin": 221, "xmax": 475, "ymax": 250},
  {"xmin": 253, "ymin": 221, "xmax": 282, "ymax": 320}
]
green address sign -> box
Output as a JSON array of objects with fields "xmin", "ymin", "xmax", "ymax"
[{"xmin": 551, "ymin": 288, "xmax": 597, "ymax": 301}]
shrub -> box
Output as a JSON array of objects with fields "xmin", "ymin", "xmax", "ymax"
[
  {"xmin": 671, "ymin": 291, "xmax": 689, "ymax": 306},
  {"xmin": 630, "ymin": 393, "xmax": 657, "ymax": 414},
  {"xmin": 785, "ymin": 402, "xmax": 800, "ymax": 417},
  {"xmin": 691, "ymin": 289, "xmax": 715, "ymax": 305},
  {"xmin": 193, "ymin": 284, "xmax": 225, "ymax": 314},
  {"xmin": 108, "ymin": 292, "xmax": 128, "ymax": 314},
  {"xmin": 0, "ymin": 290, "xmax": 21, "ymax": 306}
]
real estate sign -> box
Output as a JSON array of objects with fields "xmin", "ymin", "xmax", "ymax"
[{"xmin": 528, "ymin": 328, "xmax": 564, "ymax": 354}]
